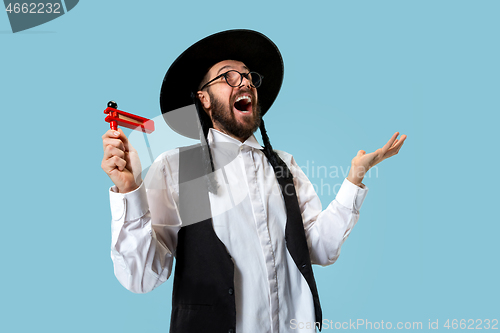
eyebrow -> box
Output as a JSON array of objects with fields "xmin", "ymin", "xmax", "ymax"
[{"xmin": 216, "ymin": 65, "xmax": 250, "ymax": 75}]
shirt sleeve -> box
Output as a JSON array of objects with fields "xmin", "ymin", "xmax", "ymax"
[
  {"xmin": 288, "ymin": 155, "xmax": 369, "ymax": 266},
  {"xmin": 109, "ymin": 152, "xmax": 181, "ymax": 293}
]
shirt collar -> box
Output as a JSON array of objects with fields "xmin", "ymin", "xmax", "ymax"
[{"xmin": 208, "ymin": 128, "xmax": 263, "ymax": 150}]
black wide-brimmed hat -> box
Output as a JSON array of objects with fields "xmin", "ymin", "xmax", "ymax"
[{"xmin": 160, "ymin": 29, "xmax": 284, "ymax": 139}]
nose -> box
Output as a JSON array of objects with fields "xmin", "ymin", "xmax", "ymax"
[{"xmin": 240, "ymin": 73, "xmax": 253, "ymax": 88}]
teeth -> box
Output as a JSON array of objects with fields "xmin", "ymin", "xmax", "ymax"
[{"xmin": 236, "ymin": 95, "xmax": 251, "ymax": 103}]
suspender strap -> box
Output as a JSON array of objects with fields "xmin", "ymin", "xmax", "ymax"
[{"xmin": 261, "ymin": 149, "xmax": 323, "ymax": 331}]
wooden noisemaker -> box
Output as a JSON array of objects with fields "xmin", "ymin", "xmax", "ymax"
[{"xmin": 104, "ymin": 101, "xmax": 155, "ymax": 133}]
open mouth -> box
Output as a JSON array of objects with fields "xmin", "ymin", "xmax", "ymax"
[{"xmin": 233, "ymin": 95, "xmax": 252, "ymax": 113}]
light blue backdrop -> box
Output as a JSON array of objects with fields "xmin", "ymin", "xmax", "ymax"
[{"xmin": 1, "ymin": 0, "xmax": 498, "ymax": 332}]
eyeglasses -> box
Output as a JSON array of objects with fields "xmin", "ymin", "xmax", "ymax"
[{"xmin": 200, "ymin": 70, "xmax": 263, "ymax": 90}]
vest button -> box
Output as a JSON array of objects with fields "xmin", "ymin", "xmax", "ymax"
[
  {"xmin": 228, "ymin": 329, "xmax": 235, "ymax": 333},
  {"xmin": 228, "ymin": 288, "xmax": 234, "ymax": 295}
]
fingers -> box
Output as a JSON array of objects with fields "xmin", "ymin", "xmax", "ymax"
[
  {"xmin": 384, "ymin": 134, "xmax": 407, "ymax": 158},
  {"xmin": 102, "ymin": 129, "xmax": 120, "ymax": 141},
  {"xmin": 101, "ymin": 128, "xmax": 129, "ymax": 142},
  {"xmin": 384, "ymin": 132, "xmax": 408, "ymax": 151},
  {"xmin": 390, "ymin": 139, "xmax": 399, "ymax": 149},
  {"xmin": 381, "ymin": 132, "xmax": 400, "ymax": 153},
  {"xmin": 101, "ymin": 155, "xmax": 127, "ymax": 174},
  {"xmin": 391, "ymin": 134, "xmax": 406, "ymax": 150},
  {"xmin": 102, "ymin": 131, "xmax": 127, "ymax": 153},
  {"xmin": 394, "ymin": 134, "xmax": 407, "ymax": 152},
  {"xmin": 116, "ymin": 128, "xmax": 132, "ymax": 151},
  {"xmin": 103, "ymin": 144, "xmax": 125, "ymax": 160},
  {"xmin": 101, "ymin": 129, "xmax": 131, "ymax": 174}
]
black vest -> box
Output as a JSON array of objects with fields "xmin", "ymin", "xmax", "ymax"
[{"xmin": 169, "ymin": 145, "xmax": 322, "ymax": 332}]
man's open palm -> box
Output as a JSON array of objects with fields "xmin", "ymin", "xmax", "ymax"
[
  {"xmin": 348, "ymin": 132, "xmax": 407, "ymax": 185},
  {"xmin": 358, "ymin": 132, "xmax": 406, "ymax": 168}
]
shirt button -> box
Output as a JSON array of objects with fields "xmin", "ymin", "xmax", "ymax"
[
  {"xmin": 228, "ymin": 329, "xmax": 235, "ymax": 333},
  {"xmin": 228, "ymin": 288, "xmax": 234, "ymax": 295}
]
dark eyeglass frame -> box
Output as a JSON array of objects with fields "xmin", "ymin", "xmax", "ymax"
[{"xmin": 200, "ymin": 70, "xmax": 263, "ymax": 91}]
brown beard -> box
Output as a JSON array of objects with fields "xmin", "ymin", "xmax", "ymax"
[{"xmin": 208, "ymin": 90, "xmax": 261, "ymax": 140}]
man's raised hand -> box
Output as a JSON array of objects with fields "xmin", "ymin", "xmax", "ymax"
[
  {"xmin": 101, "ymin": 128, "xmax": 143, "ymax": 193},
  {"xmin": 347, "ymin": 132, "xmax": 407, "ymax": 186}
]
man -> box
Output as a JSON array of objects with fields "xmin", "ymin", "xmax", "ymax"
[{"xmin": 101, "ymin": 30, "xmax": 406, "ymax": 333}]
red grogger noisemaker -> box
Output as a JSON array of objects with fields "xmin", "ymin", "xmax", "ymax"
[{"xmin": 104, "ymin": 101, "xmax": 155, "ymax": 134}]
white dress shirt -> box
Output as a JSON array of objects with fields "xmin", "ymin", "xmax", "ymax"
[{"xmin": 109, "ymin": 128, "xmax": 368, "ymax": 333}]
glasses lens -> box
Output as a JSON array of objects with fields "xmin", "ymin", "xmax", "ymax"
[
  {"xmin": 224, "ymin": 71, "xmax": 262, "ymax": 88},
  {"xmin": 225, "ymin": 71, "xmax": 242, "ymax": 87},
  {"xmin": 249, "ymin": 72, "xmax": 262, "ymax": 88}
]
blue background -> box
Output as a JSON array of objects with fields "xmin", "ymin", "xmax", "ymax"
[{"xmin": 1, "ymin": 0, "xmax": 498, "ymax": 332}]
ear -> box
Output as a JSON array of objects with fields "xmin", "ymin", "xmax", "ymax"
[{"xmin": 197, "ymin": 90, "xmax": 211, "ymax": 113}]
